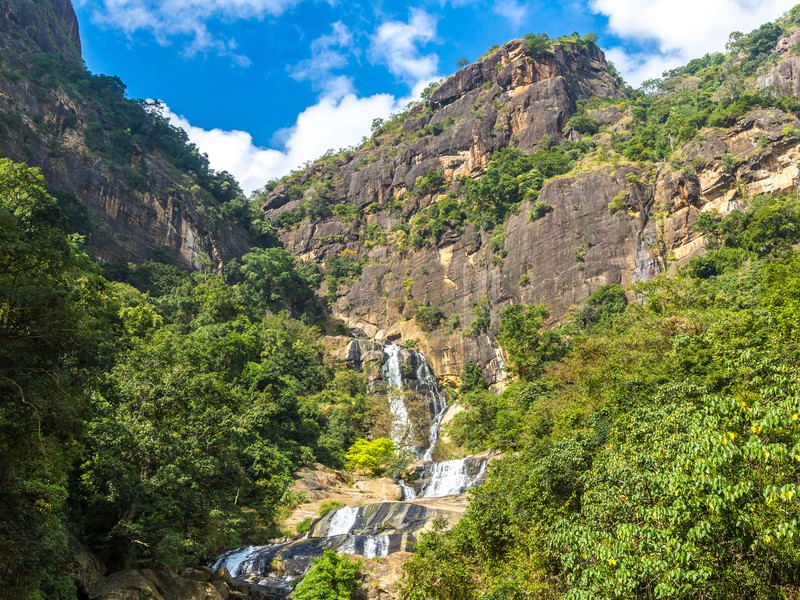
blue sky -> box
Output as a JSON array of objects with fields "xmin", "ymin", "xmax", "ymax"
[{"xmin": 72, "ymin": 0, "xmax": 798, "ymax": 194}]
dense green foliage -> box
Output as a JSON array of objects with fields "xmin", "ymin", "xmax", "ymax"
[
  {"xmin": 0, "ymin": 158, "xmax": 376, "ymax": 597},
  {"xmin": 401, "ymin": 192, "xmax": 800, "ymax": 598},
  {"xmin": 0, "ymin": 157, "xmax": 110, "ymax": 599},
  {"xmin": 497, "ymin": 304, "xmax": 567, "ymax": 380},
  {"xmin": 610, "ymin": 10, "xmax": 800, "ymax": 164},
  {"xmin": 292, "ymin": 549, "xmax": 362, "ymax": 600},
  {"xmin": 344, "ymin": 438, "xmax": 396, "ymax": 475}
]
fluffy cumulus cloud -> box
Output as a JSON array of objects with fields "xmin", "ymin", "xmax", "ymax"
[
  {"xmin": 150, "ymin": 9, "xmax": 444, "ymax": 195},
  {"xmin": 590, "ymin": 0, "xmax": 799, "ymax": 84},
  {"xmin": 161, "ymin": 9, "xmax": 444, "ymax": 195},
  {"xmin": 163, "ymin": 91, "xmax": 402, "ymax": 195},
  {"xmin": 369, "ymin": 10, "xmax": 440, "ymax": 84},
  {"xmin": 80, "ymin": 0, "xmax": 301, "ymax": 63}
]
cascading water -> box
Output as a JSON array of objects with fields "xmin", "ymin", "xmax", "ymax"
[
  {"xmin": 382, "ymin": 344, "xmax": 413, "ymax": 448},
  {"xmin": 420, "ymin": 457, "xmax": 488, "ymax": 498},
  {"xmin": 399, "ymin": 480, "xmax": 417, "ymax": 500},
  {"xmin": 326, "ymin": 506, "xmax": 360, "ymax": 536},
  {"xmin": 210, "ymin": 340, "xmax": 489, "ymax": 590},
  {"xmin": 376, "ymin": 341, "xmax": 489, "ymax": 499},
  {"xmin": 212, "ymin": 546, "xmax": 259, "ymax": 577},
  {"xmin": 362, "ymin": 535, "xmax": 390, "ymax": 559},
  {"xmin": 415, "ymin": 353, "xmax": 448, "ymax": 462},
  {"xmin": 423, "ymin": 459, "xmax": 469, "ymax": 498}
]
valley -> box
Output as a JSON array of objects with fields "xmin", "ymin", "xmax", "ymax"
[{"xmin": 2, "ymin": 1, "xmax": 800, "ymax": 599}]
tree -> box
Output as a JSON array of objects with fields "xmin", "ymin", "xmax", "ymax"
[
  {"xmin": 577, "ymin": 284, "xmax": 628, "ymax": 327},
  {"xmin": 523, "ymin": 33, "xmax": 551, "ymax": 58},
  {"xmin": 497, "ymin": 304, "xmax": 566, "ymax": 380},
  {"xmin": 456, "ymin": 57, "xmax": 469, "ymax": 69},
  {"xmin": 345, "ymin": 438, "xmax": 396, "ymax": 475},
  {"xmin": 292, "ymin": 549, "xmax": 362, "ymax": 600},
  {"xmin": 0, "ymin": 158, "xmax": 117, "ymax": 597}
]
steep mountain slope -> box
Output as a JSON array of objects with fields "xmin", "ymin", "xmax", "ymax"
[
  {"xmin": 257, "ymin": 36, "xmax": 628, "ymax": 384},
  {"xmin": 0, "ymin": 0, "xmax": 253, "ymax": 268},
  {"xmin": 258, "ymin": 22, "xmax": 800, "ymax": 386}
]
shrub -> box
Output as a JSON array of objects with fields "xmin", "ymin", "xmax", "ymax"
[
  {"xmin": 608, "ymin": 190, "xmax": 629, "ymax": 213},
  {"xmin": 345, "ymin": 438, "xmax": 395, "ymax": 475},
  {"xmin": 460, "ymin": 362, "xmax": 487, "ymax": 393},
  {"xmin": 414, "ymin": 304, "xmax": 446, "ymax": 332},
  {"xmin": 296, "ymin": 518, "xmax": 313, "ymax": 535},
  {"xmin": 577, "ymin": 284, "xmax": 628, "ymax": 327},
  {"xmin": 468, "ymin": 298, "xmax": 491, "ymax": 337},
  {"xmin": 498, "ymin": 304, "xmax": 567, "ymax": 380},
  {"xmin": 523, "ymin": 33, "xmax": 552, "ymax": 58},
  {"xmin": 568, "ymin": 113, "xmax": 600, "ymax": 135},
  {"xmin": 292, "ymin": 549, "xmax": 362, "ymax": 600},
  {"xmin": 317, "ymin": 501, "xmax": 345, "ymax": 518},
  {"xmin": 529, "ymin": 201, "xmax": 554, "ymax": 221}
]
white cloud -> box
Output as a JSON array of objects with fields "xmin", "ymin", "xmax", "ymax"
[
  {"xmin": 162, "ymin": 90, "xmax": 402, "ymax": 195},
  {"xmin": 370, "ymin": 10, "xmax": 440, "ymax": 84},
  {"xmin": 144, "ymin": 9, "xmax": 444, "ymax": 196},
  {"xmin": 492, "ymin": 0, "xmax": 529, "ymax": 26},
  {"xmin": 292, "ymin": 22, "xmax": 356, "ymax": 97},
  {"xmin": 82, "ymin": 0, "xmax": 301, "ymax": 62},
  {"xmin": 590, "ymin": 0, "xmax": 798, "ymax": 85}
]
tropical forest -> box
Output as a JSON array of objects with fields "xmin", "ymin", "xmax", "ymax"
[{"xmin": 2, "ymin": 0, "xmax": 800, "ymax": 598}]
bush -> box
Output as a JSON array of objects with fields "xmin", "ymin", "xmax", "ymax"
[
  {"xmin": 292, "ymin": 549, "xmax": 362, "ymax": 600},
  {"xmin": 468, "ymin": 298, "xmax": 491, "ymax": 337},
  {"xmin": 296, "ymin": 518, "xmax": 313, "ymax": 535},
  {"xmin": 460, "ymin": 362, "xmax": 487, "ymax": 393},
  {"xmin": 608, "ymin": 190, "xmax": 629, "ymax": 213},
  {"xmin": 345, "ymin": 438, "xmax": 395, "ymax": 475},
  {"xmin": 412, "ymin": 169, "xmax": 446, "ymax": 198},
  {"xmin": 317, "ymin": 501, "xmax": 346, "ymax": 518},
  {"xmin": 568, "ymin": 113, "xmax": 600, "ymax": 135},
  {"xmin": 414, "ymin": 304, "xmax": 446, "ymax": 332},
  {"xmin": 523, "ymin": 33, "xmax": 552, "ymax": 58},
  {"xmin": 577, "ymin": 284, "xmax": 628, "ymax": 327},
  {"xmin": 498, "ymin": 304, "xmax": 567, "ymax": 380},
  {"xmin": 529, "ymin": 201, "xmax": 554, "ymax": 221}
]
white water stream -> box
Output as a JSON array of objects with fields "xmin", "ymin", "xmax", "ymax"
[
  {"xmin": 382, "ymin": 344, "xmax": 413, "ymax": 448},
  {"xmin": 326, "ymin": 506, "xmax": 361, "ymax": 536},
  {"xmin": 210, "ymin": 342, "xmax": 488, "ymax": 583},
  {"xmin": 378, "ymin": 342, "xmax": 488, "ymax": 499}
]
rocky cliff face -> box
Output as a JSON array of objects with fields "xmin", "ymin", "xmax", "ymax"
[
  {"xmin": 259, "ymin": 39, "xmax": 626, "ymax": 384},
  {"xmin": 0, "ymin": 0, "xmax": 253, "ymax": 269},
  {"xmin": 258, "ymin": 33, "xmax": 800, "ymax": 385}
]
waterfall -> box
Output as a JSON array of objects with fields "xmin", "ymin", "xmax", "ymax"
[
  {"xmin": 326, "ymin": 506, "xmax": 361, "ymax": 536},
  {"xmin": 399, "ymin": 480, "xmax": 417, "ymax": 500},
  {"xmin": 210, "ymin": 342, "xmax": 492, "ymax": 587},
  {"xmin": 362, "ymin": 535, "xmax": 390, "ymax": 559},
  {"xmin": 422, "ymin": 459, "xmax": 470, "ymax": 497},
  {"xmin": 336, "ymin": 534, "xmax": 391, "ymax": 559},
  {"xmin": 415, "ymin": 353, "xmax": 448, "ymax": 461},
  {"xmin": 212, "ymin": 545, "xmax": 263, "ymax": 578},
  {"xmin": 382, "ymin": 344, "xmax": 412, "ymax": 448},
  {"xmin": 422, "ymin": 457, "xmax": 488, "ymax": 498}
]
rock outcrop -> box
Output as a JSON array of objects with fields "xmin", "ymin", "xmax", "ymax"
[
  {"xmin": 258, "ymin": 32, "xmax": 800, "ymax": 384},
  {"xmin": 89, "ymin": 567, "xmax": 228, "ymax": 600},
  {"xmin": 256, "ymin": 39, "xmax": 643, "ymax": 383},
  {"xmin": 0, "ymin": 0, "xmax": 253, "ymax": 269}
]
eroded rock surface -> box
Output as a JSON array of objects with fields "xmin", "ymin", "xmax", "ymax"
[{"xmin": 0, "ymin": 0, "xmax": 253, "ymax": 268}]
